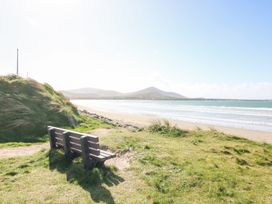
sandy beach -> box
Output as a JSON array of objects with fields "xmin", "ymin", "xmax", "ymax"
[{"xmin": 76, "ymin": 105, "xmax": 272, "ymax": 144}]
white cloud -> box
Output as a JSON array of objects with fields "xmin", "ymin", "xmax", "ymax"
[{"xmin": 113, "ymin": 70, "xmax": 272, "ymax": 99}]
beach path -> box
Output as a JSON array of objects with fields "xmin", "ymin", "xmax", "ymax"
[
  {"xmin": 0, "ymin": 128, "xmax": 113, "ymax": 159},
  {"xmin": 0, "ymin": 143, "xmax": 49, "ymax": 159}
]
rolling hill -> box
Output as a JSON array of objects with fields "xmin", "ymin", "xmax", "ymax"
[
  {"xmin": 61, "ymin": 87, "xmax": 186, "ymax": 100},
  {"xmin": 62, "ymin": 87, "xmax": 122, "ymax": 99}
]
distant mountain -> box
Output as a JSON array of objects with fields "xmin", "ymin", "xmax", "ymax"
[
  {"xmin": 62, "ymin": 88, "xmax": 122, "ymax": 99},
  {"xmin": 61, "ymin": 87, "xmax": 186, "ymax": 100},
  {"xmin": 122, "ymin": 87, "xmax": 186, "ymax": 99}
]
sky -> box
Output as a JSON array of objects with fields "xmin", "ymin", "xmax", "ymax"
[{"xmin": 0, "ymin": 0, "xmax": 272, "ymax": 99}]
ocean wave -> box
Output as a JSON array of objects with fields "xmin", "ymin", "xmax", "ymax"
[{"xmin": 72, "ymin": 100, "xmax": 272, "ymax": 132}]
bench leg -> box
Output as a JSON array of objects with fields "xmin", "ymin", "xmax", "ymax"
[
  {"xmin": 80, "ymin": 136, "xmax": 94, "ymax": 169},
  {"xmin": 84, "ymin": 159, "xmax": 97, "ymax": 169},
  {"xmin": 69, "ymin": 152, "xmax": 78, "ymax": 160},
  {"xmin": 63, "ymin": 132, "xmax": 72, "ymax": 159},
  {"xmin": 96, "ymin": 161, "xmax": 105, "ymax": 168},
  {"xmin": 48, "ymin": 128, "xmax": 56, "ymax": 149}
]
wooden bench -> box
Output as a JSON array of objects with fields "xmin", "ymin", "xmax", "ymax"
[{"xmin": 47, "ymin": 126, "xmax": 115, "ymax": 168}]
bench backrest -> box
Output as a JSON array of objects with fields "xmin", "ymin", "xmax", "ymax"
[{"xmin": 48, "ymin": 126, "xmax": 100, "ymax": 156}]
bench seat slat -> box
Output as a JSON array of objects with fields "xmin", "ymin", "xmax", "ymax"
[
  {"xmin": 70, "ymin": 141, "xmax": 81, "ymax": 148},
  {"xmin": 69, "ymin": 136, "xmax": 80, "ymax": 141},
  {"xmin": 100, "ymin": 151, "xmax": 111, "ymax": 157},
  {"xmin": 88, "ymin": 147, "xmax": 100, "ymax": 155},
  {"xmin": 100, "ymin": 152, "xmax": 111, "ymax": 158},
  {"xmin": 55, "ymin": 133, "xmax": 63, "ymax": 138},
  {"xmin": 55, "ymin": 129, "xmax": 65, "ymax": 135},
  {"xmin": 100, "ymin": 152, "xmax": 115, "ymax": 160},
  {"xmin": 87, "ymin": 141, "xmax": 100, "ymax": 149},
  {"xmin": 89, "ymin": 153, "xmax": 105, "ymax": 161},
  {"xmin": 70, "ymin": 132, "xmax": 99, "ymax": 143},
  {"xmin": 49, "ymin": 126, "xmax": 98, "ymax": 141},
  {"xmin": 86, "ymin": 136, "xmax": 99, "ymax": 143},
  {"xmin": 89, "ymin": 151, "xmax": 115, "ymax": 161},
  {"xmin": 55, "ymin": 137, "xmax": 63, "ymax": 142},
  {"xmin": 71, "ymin": 147, "xmax": 82, "ymax": 153},
  {"xmin": 69, "ymin": 132, "xmax": 82, "ymax": 139},
  {"xmin": 56, "ymin": 141, "xmax": 63, "ymax": 146},
  {"xmin": 55, "ymin": 135, "xmax": 63, "ymax": 139},
  {"xmin": 100, "ymin": 150, "xmax": 115, "ymax": 157},
  {"xmin": 69, "ymin": 137, "xmax": 81, "ymax": 145}
]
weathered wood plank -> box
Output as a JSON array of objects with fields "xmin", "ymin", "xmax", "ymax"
[
  {"xmin": 48, "ymin": 127, "xmax": 56, "ymax": 149},
  {"xmin": 56, "ymin": 141, "xmax": 64, "ymax": 146},
  {"xmin": 63, "ymin": 131, "xmax": 72, "ymax": 159},
  {"xmin": 70, "ymin": 132, "xmax": 98, "ymax": 142},
  {"xmin": 55, "ymin": 132, "xmax": 63, "ymax": 140},
  {"xmin": 70, "ymin": 147, "xmax": 82, "ymax": 153},
  {"xmin": 100, "ymin": 152, "xmax": 115, "ymax": 159},
  {"xmin": 80, "ymin": 136, "xmax": 94, "ymax": 168},
  {"xmin": 100, "ymin": 150, "xmax": 115, "ymax": 157},
  {"xmin": 48, "ymin": 126, "xmax": 99, "ymax": 141},
  {"xmin": 88, "ymin": 147, "xmax": 100, "ymax": 156},
  {"xmin": 55, "ymin": 129, "xmax": 65, "ymax": 134},
  {"xmin": 86, "ymin": 136, "xmax": 99, "ymax": 143},
  {"xmin": 55, "ymin": 132, "xmax": 63, "ymax": 137},
  {"xmin": 70, "ymin": 132, "xmax": 99, "ymax": 142},
  {"xmin": 69, "ymin": 141, "xmax": 81, "ymax": 148},
  {"xmin": 87, "ymin": 141, "xmax": 100, "ymax": 149},
  {"xmin": 89, "ymin": 153, "xmax": 105, "ymax": 161},
  {"xmin": 55, "ymin": 137, "xmax": 63, "ymax": 142},
  {"xmin": 69, "ymin": 132, "xmax": 81, "ymax": 139},
  {"xmin": 69, "ymin": 136, "xmax": 81, "ymax": 144}
]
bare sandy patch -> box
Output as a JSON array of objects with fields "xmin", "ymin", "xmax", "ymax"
[
  {"xmin": 88, "ymin": 128, "xmax": 112, "ymax": 137},
  {"xmin": 106, "ymin": 151, "xmax": 134, "ymax": 171},
  {"xmin": 0, "ymin": 143, "xmax": 49, "ymax": 159}
]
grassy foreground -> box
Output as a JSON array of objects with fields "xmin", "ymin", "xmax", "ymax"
[{"xmin": 0, "ymin": 123, "xmax": 271, "ymax": 203}]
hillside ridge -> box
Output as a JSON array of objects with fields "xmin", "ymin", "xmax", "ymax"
[{"xmin": 62, "ymin": 86, "xmax": 186, "ymax": 99}]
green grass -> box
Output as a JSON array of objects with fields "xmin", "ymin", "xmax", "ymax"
[
  {"xmin": 0, "ymin": 75, "xmax": 80, "ymax": 141},
  {"xmin": 0, "ymin": 125, "xmax": 271, "ymax": 203},
  {"xmin": 148, "ymin": 120, "xmax": 188, "ymax": 137},
  {"xmin": 0, "ymin": 149, "xmax": 125, "ymax": 204},
  {"xmin": 71, "ymin": 113, "xmax": 114, "ymax": 132},
  {"xmin": 0, "ymin": 111, "xmax": 110, "ymax": 148},
  {"xmin": 101, "ymin": 128, "xmax": 272, "ymax": 203}
]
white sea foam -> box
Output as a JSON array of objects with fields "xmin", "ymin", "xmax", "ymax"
[{"xmin": 72, "ymin": 100, "xmax": 272, "ymax": 133}]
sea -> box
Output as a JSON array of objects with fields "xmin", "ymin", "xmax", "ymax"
[{"xmin": 72, "ymin": 99, "xmax": 272, "ymax": 133}]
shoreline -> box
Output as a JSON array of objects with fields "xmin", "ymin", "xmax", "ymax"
[{"xmin": 76, "ymin": 105, "xmax": 272, "ymax": 144}]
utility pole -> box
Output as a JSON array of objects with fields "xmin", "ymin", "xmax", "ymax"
[{"xmin": 16, "ymin": 48, "xmax": 19, "ymax": 76}]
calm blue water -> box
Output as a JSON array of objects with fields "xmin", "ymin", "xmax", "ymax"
[{"xmin": 72, "ymin": 100, "xmax": 272, "ymax": 133}]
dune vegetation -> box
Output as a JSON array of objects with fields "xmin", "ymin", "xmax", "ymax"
[{"xmin": 0, "ymin": 75, "xmax": 80, "ymax": 143}]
